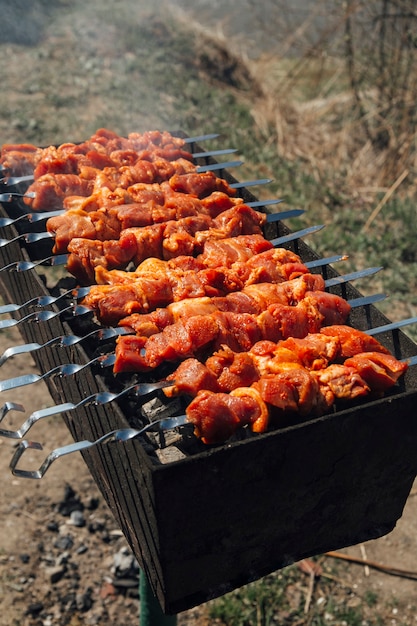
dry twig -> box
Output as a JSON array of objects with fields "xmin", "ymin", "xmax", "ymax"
[
  {"xmin": 363, "ymin": 168, "xmax": 409, "ymax": 232},
  {"xmin": 325, "ymin": 550, "xmax": 417, "ymax": 581}
]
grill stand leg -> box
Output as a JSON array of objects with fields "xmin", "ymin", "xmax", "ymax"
[{"xmin": 139, "ymin": 570, "xmax": 177, "ymax": 625}]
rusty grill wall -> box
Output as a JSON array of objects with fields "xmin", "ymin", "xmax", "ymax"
[{"xmin": 1, "ymin": 144, "xmax": 417, "ymax": 614}]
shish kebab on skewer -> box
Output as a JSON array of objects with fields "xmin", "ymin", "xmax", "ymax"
[
  {"xmin": 0, "ymin": 170, "xmax": 286, "ymax": 263},
  {"xmin": 0, "ymin": 176, "xmax": 272, "ymax": 226},
  {"xmin": 0, "ymin": 248, "xmax": 345, "ymax": 328},
  {"xmin": 0, "ymin": 128, "xmax": 220, "ymax": 179},
  {"xmin": 163, "ymin": 324, "xmax": 407, "ymax": 401},
  {"xmin": 0, "ymin": 201, "xmax": 293, "ymax": 252},
  {"xmin": 1, "ymin": 163, "xmax": 274, "ymax": 253},
  {"xmin": 7, "ymin": 161, "xmax": 246, "ymax": 213},
  {"xmin": 76, "ymin": 237, "xmax": 337, "ymax": 324}
]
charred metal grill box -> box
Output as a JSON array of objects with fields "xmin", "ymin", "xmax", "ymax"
[{"xmin": 1, "ymin": 144, "xmax": 417, "ymax": 614}]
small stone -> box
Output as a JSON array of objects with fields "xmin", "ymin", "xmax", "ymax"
[
  {"xmin": 76, "ymin": 588, "xmax": 93, "ymax": 611},
  {"xmin": 25, "ymin": 601, "xmax": 44, "ymax": 617},
  {"xmin": 88, "ymin": 519, "xmax": 105, "ymax": 534},
  {"xmin": 56, "ymin": 552, "xmax": 70, "ymax": 566},
  {"xmin": 57, "ymin": 484, "xmax": 84, "ymax": 517},
  {"xmin": 85, "ymin": 497, "xmax": 100, "ymax": 511},
  {"xmin": 19, "ymin": 553, "xmax": 30, "ymax": 564},
  {"xmin": 54, "ymin": 535, "xmax": 74, "ymax": 551},
  {"xmin": 61, "ymin": 591, "xmax": 77, "ymax": 611},
  {"xmin": 69, "ymin": 510, "xmax": 85, "ymax": 527},
  {"xmin": 45, "ymin": 565, "xmax": 66, "ymax": 584},
  {"xmin": 100, "ymin": 529, "xmax": 111, "ymax": 543},
  {"xmin": 99, "ymin": 581, "xmax": 117, "ymax": 599},
  {"xmin": 112, "ymin": 547, "xmax": 139, "ymax": 580}
]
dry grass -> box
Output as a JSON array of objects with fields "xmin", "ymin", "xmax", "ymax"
[{"xmin": 181, "ymin": 0, "xmax": 417, "ymax": 209}]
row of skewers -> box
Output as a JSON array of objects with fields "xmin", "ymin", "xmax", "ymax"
[{"xmin": 0, "ymin": 128, "xmax": 415, "ymax": 476}]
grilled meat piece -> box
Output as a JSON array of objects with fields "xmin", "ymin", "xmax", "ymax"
[{"xmin": 187, "ymin": 388, "xmax": 266, "ymax": 444}]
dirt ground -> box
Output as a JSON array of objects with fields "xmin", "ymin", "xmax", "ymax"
[{"xmin": 1, "ymin": 2, "xmax": 417, "ymax": 625}]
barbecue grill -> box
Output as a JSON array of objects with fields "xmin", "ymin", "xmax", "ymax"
[{"xmin": 1, "ymin": 133, "xmax": 417, "ymax": 615}]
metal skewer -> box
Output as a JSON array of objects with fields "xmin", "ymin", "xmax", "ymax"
[
  {"xmin": 1, "ymin": 402, "xmax": 25, "ymax": 421},
  {"xmin": 0, "ymin": 209, "xmax": 65, "ymax": 228},
  {"xmin": 0, "ymin": 253, "xmax": 69, "ymax": 274},
  {"xmin": 230, "ymin": 179, "xmax": 272, "ymax": 189},
  {"xmin": 0, "ymin": 380, "xmax": 174, "ymax": 439},
  {"xmin": 0, "ymin": 326, "xmax": 132, "ymax": 367},
  {"xmin": 0, "ymin": 352, "xmax": 116, "ymax": 393},
  {"xmin": 269, "ymin": 224, "xmax": 325, "ymax": 246},
  {"xmin": 0, "ymin": 285, "xmax": 90, "ymax": 315},
  {"xmin": 9, "ymin": 414, "xmax": 188, "ymax": 479},
  {"xmin": 366, "ymin": 316, "xmax": 417, "ymax": 336},
  {"xmin": 0, "ymin": 303, "xmax": 91, "ymax": 330},
  {"xmin": 183, "ymin": 133, "xmax": 219, "ymax": 144},
  {"xmin": 0, "ymin": 231, "xmax": 53, "ymax": 248},
  {"xmin": 0, "ymin": 175, "xmax": 35, "ymax": 186},
  {"xmin": 191, "ymin": 148, "xmax": 237, "ymax": 159},
  {"xmin": 0, "ymin": 192, "xmax": 35, "ymax": 202},
  {"xmin": 324, "ymin": 266, "xmax": 383, "ymax": 285},
  {"xmin": 196, "ymin": 160, "xmax": 243, "ymax": 173}
]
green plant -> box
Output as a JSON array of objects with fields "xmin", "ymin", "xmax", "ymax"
[
  {"xmin": 208, "ymin": 567, "xmax": 295, "ymax": 626},
  {"xmin": 364, "ymin": 589, "xmax": 378, "ymax": 607}
]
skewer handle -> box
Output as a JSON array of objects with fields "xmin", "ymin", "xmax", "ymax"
[{"xmin": 9, "ymin": 415, "xmax": 187, "ymax": 479}]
